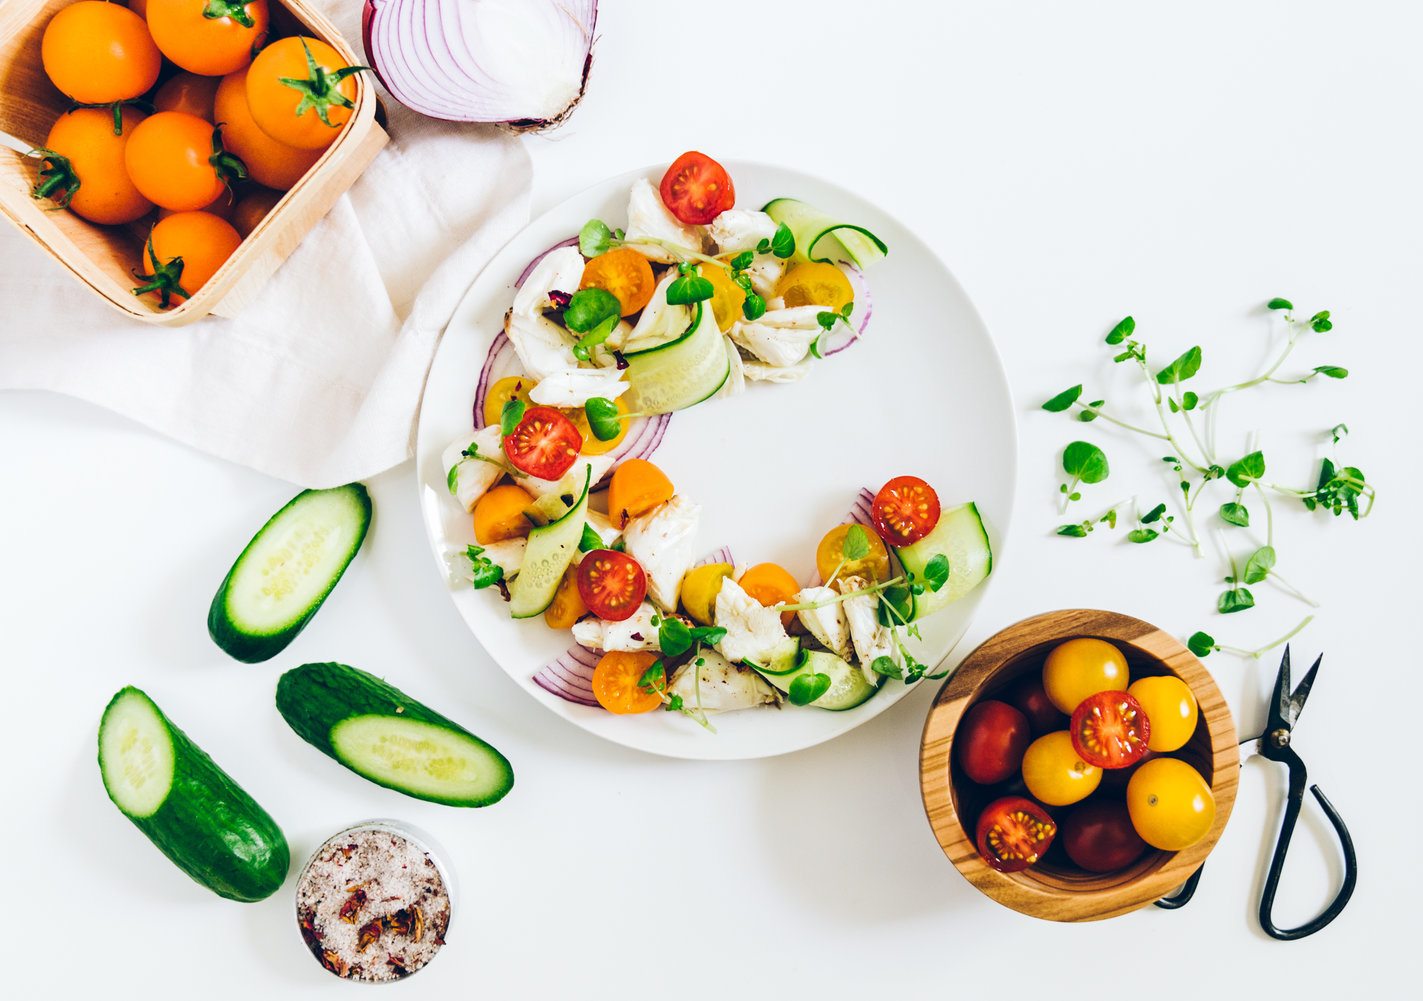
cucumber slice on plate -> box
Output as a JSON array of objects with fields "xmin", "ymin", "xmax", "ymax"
[
  {"xmin": 623, "ymin": 302, "xmax": 730, "ymax": 415},
  {"xmin": 276, "ymin": 662, "xmax": 514, "ymax": 807},
  {"xmin": 743, "ymin": 636, "xmax": 801, "ymax": 675},
  {"xmin": 98, "ymin": 687, "xmax": 290, "ymax": 902},
  {"xmin": 895, "ymin": 501, "xmax": 993, "ymax": 621},
  {"xmin": 509, "ymin": 466, "xmax": 592, "ymax": 618},
  {"xmin": 763, "ymin": 197, "xmax": 888, "ymax": 268},
  {"xmin": 208, "ymin": 483, "xmax": 371, "ymax": 663},
  {"xmin": 750, "ymin": 648, "xmax": 877, "ymax": 711}
]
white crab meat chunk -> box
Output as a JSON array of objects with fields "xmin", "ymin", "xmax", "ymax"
[
  {"xmin": 795, "ymin": 586, "xmax": 853, "ymax": 661},
  {"xmin": 621, "ymin": 495, "xmax": 700, "ymax": 612},
  {"xmin": 441, "ymin": 424, "xmax": 505, "ymax": 512},
  {"xmin": 623, "ymin": 270, "xmax": 692, "ymax": 353},
  {"xmin": 571, "ymin": 601, "xmax": 661, "ymax": 652},
  {"xmin": 623, "ymin": 177, "xmax": 704, "ymax": 263},
  {"xmin": 744, "ymin": 258, "xmax": 784, "ymax": 298},
  {"xmin": 529, "ymin": 367, "xmax": 629, "ymax": 408},
  {"xmin": 520, "ymin": 453, "xmax": 616, "ymax": 502},
  {"xmin": 708, "ymin": 209, "xmax": 778, "ymax": 255},
  {"xmin": 669, "ymin": 649, "xmax": 778, "ymax": 713},
  {"xmin": 479, "ymin": 538, "xmax": 526, "ymax": 578},
  {"xmin": 837, "ymin": 575, "xmax": 895, "ymax": 684},
  {"xmin": 583, "ymin": 509, "xmax": 622, "ymax": 549},
  {"xmin": 506, "ymin": 247, "xmax": 585, "ymax": 380},
  {"xmin": 714, "ymin": 577, "xmax": 790, "ymax": 665},
  {"xmin": 742, "ymin": 359, "xmax": 811, "ymax": 383},
  {"xmin": 730, "ymin": 307, "xmax": 823, "ymax": 368}
]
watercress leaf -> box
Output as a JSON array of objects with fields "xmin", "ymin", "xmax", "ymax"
[
  {"xmin": 1155, "ymin": 345, "xmax": 1203, "ymax": 384},
  {"xmin": 579, "ymin": 218, "xmax": 614, "ymax": 258},
  {"xmin": 923, "ymin": 553, "xmax": 951, "ymax": 592},
  {"xmin": 808, "ymin": 335, "xmax": 823, "ymax": 359},
  {"xmin": 563, "ymin": 287, "xmax": 621, "ymax": 334},
  {"xmin": 659, "ymin": 617, "xmax": 694, "ymax": 657},
  {"xmin": 638, "ymin": 662, "xmax": 666, "ymax": 692},
  {"xmin": 1225, "ymin": 450, "xmax": 1266, "ymax": 487},
  {"xmin": 1102, "ymin": 508, "xmax": 1118, "ymax": 528},
  {"xmin": 1266, "ymin": 297, "xmax": 1293, "ymax": 311},
  {"xmin": 1078, "ymin": 410, "xmax": 1098, "ymax": 422},
  {"xmin": 1331, "ymin": 423, "xmax": 1349, "ymax": 444},
  {"xmin": 666, "ymin": 694, "xmax": 684, "ymax": 712},
  {"xmin": 1062, "ymin": 441, "xmax": 1110, "ymax": 484},
  {"xmin": 689, "ymin": 625, "xmax": 727, "ymax": 645},
  {"xmin": 1187, "ymin": 631, "xmax": 1216, "ymax": 657},
  {"xmin": 584, "ymin": 397, "xmax": 623, "ymax": 442},
  {"xmin": 1167, "ymin": 397, "xmax": 1180, "ymax": 413},
  {"xmin": 841, "ymin": 301, "xmax": 854, "ymax": 319},
  {"xmin": 730, "ymin": 250, "xmax": 754, "ymax": 271},
  {"xmin": 755, "ymin": 238, "xmax": 771, "ymax": 254},
  {"xmin": 500, "ymin": 398, "xmax": 526, "ymax": 437},
  {"xmin": 1243, "ymin": 545, "xmax": 1276, "ymax": 584},
  {"xmin": 741, "ymin": 292, "xmax": 767, "ymax": 321},
  {"xmin": 1057, "ymin": 524, "xmax": 1089, "ymax": 537},
  {"xmin": 1182, "ymin": 391, "xmax": 1199, "ymax": 410},
  {"xmin": 1127, "ymin": 528, "xmax": 1159, "ymax": 543},
  {"xmin": 1314, "ymin": 365, "xmax": 1348, "ymax": 379},
  {"xmin": 770, "ymin": 221, "xmax": 795, "ymax": 259},
  {"xmin": 578, "ymin": 523, "xmax": 603, "ymax": 553},
  {"xmin": 446, "ymin": 464, "xmax": 459, "ymax": 495},
  {"xmin": 788, "ymin": 671, "xmax": 832, "ymax": 706},
  {"xmin": 1105, "ymin": 316, "xmax": 1135, "ymax": 345},
  {"xmin": 842, "ymin": 523, "xmax": 870, "ymax": 561},
  {"xmin": 1042, "ymin": 384, "xmax": 1083, "ymax": 412},
  {"xmin": 1141, "ymin": 503, "xmax": 1167, "ymax": 524},
  {"xmin": 666, "ymin": 274, "xmax": 715, "ymax": 305},
  {"xmin": 871, "ymin": 655, "xmax": 903, "ymax": 680},
  {"xmin": 877, "ymin": 585, "xmax": 914, "ymax": 627},
  {"xmin": 1217, "ymin": 587, "xmax": 1256, "ymax": 614},
  {"xmin": 1219, "ymin": 502, "xmax": 1250, "ymax": 527},
  {"xmin": 465, "ymin": 545, "xmax": 504, "ymax": 590},
  {"xmin": 1310, "ymin": 310, "xmax": 1332, "ymax": 333}
]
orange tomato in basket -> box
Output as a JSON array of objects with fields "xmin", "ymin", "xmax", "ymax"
[
  {"xmin": 230, "ymin": 187, "xmax": 283, "ymax": 237},
  {"xmin": 125, "ymin": 111, "xmax": 245, "ymax": 212},
  {"xmin": 34, "ymin": 107, "xmax": 153, "ymax": 225},
  {"xmin": 153, "ymin": 73, "xmax": 221, "ymax": 120},
  {"xmin": 246, "ymin": 37, "xmax": 363, "ymax": 150},
  {"xmin": 215, "ymin": 69, "xmax": 323, "ymax": 191},
  {"xmin": 146, "ymin": 0, "xmax": 269, "ymax": 76},
  {"xmin": 41, "ymin": 2, "xmax": 161, "ymax": 105},
  {"xmin": 133, "ymin": 211, "xmax": 242, "ymax": 307}
]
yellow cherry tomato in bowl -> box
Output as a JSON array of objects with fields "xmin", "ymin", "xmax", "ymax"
[
  {"xmin": 146, "ymin": 0, "xmax": 269, "ymax": 76},
  {"xmin": 1128, "ymin": 676, "xmax": 1199, "ymax": 752},
  {"xmin": 774, "ymin": 261, "xmax": 854, "ymax": 311},
  {"xmin": 42, "ymin": 2, "xmax": 161, "ymax": 104},
  {"xmin": 702, "ymin": 263, "xmax": 747, "ymax": 331},
  {"xmin": 35, "ymin": 107, "xmax": 153, "ymax": 225},
  {"xmin": 580, "ymin": 248, "xmax": 655, "ymax": 317},
  {"xmin": 134, "ymin": 211, "xmax": 242, "ymax": 306},
  {"xmin": 1020, "ymin": 731, "xmax": 1101, "ymax": 806},
  {"xmin": 1126, "ymin": 757, "xmax": 1215, "ymax": 850},
  {"xmin": 1042, "ymin": 637, "xmax": 1130, "ymax": 713},
  {"xmin": 815, "ymin": 523, "xmax": 891, "ymax": 584},
  {"xmin": 681, "ymin": 563, "xmax": 734, "ymax": 625},
  {"xmin": 246, "ymin": 37, "xmax": 363, "ymax": 150}
]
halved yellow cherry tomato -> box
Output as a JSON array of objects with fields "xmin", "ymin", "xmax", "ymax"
[
  {"xmin": 1126, "ymin": 758, "xmax": 1215, "ymax": 850},
  {"xmin": 482, "ymin": 375, "xmax": 534, "ymax": 428},
  {"xmin": 569, "ymin": 395, "xmax": 629, "ymax": 456},
  {"xmin": 702, "ymin": 263, "xmax": 746, "ymax": 331},
  {"xmin": 1020, "ymin": 731, "xmax": 1101, "ymax": 806},
  {"xmin": 738, "ymin": 562, "xmax": 800, "ymax": 628},
  {"xmin": 1128, "ymin": 676, "xmax": 1199, "ymax": 752},
  {"xmin": 775, "ymin": 261, "xmax": 853, "ymax": 311},
  {"xmin": 815, "ymin": 523, "xmax": 891, "ymax": 584},
  {"xmin": 681, "ymin": 562, "xmax": 733, "ymax": 625},
  {"xmin": 580, "ymin": 248, "xmax": 655, "ymax": 317},
  {"xmin": 544, "ymin": 566, "xmax": 588, "ymax": 630},
  {"xmin": 1042, "ymin": 637, "xmax": 1130, "ymax": 714},
  {"xmin": 592, "ymin": 651, "xmax": 663, "ymax": 714}
]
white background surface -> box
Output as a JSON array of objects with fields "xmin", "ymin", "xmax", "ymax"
[{"xmin": 2, "ymin": 1, "xmax": 1419, "ymax": 997}]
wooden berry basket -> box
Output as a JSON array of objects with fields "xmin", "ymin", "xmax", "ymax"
[
  {"xmin": 0, "ymin": 0, "xmax": 387, "ymax": 326},
  {"xmin": 919, "ymin": 609, "xmax": 1239, "ymax": 922}
]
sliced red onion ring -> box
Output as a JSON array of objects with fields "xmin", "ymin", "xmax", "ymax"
[
  {"xmin": 533, "ymin": 643, "xmax": 601, "ymax": 708},
  {"xmin": 364, "ymin": 0, "xmax": 598, "ymax": 128},
  {"xmin": 515, "ymin": 236, "xmax": 580, "ymax": 288},
  {"xmin": 819, "ymin": 264, "xmax": 873, "ymax": 356},
  {"xmin": 692, "ymin": 546, "xmax": 735, "ymax": 569}
]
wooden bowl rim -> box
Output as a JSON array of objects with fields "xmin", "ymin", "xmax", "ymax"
[{"xmin": 919, "ymin": 608, "xmax": 1239, "ymax": 922}]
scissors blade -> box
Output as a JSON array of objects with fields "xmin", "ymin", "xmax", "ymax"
[
  {"xmin": 1286, "ymin": 653, "xmax": 1323, "ymax": 728},
  {"xmin": 1266, "ymin": 645, "xmax": 1293, "ymax": 732}
]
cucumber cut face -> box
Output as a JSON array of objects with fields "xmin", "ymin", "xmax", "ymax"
[
  {"xmin": 331, "ymin": 716, "xmax": 513, "ymax": 807},
  {"xmin": 896, "ymin": 502, "xmax": 992, "ymax": 621},
  {"xmin": 99, "ymin": 689, "xmax": 174, "ymax": 819}
]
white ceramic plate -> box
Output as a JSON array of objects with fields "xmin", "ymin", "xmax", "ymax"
[{"xmin": 416, "ymin": 161, "xmax": 1016, "ymax": 760}]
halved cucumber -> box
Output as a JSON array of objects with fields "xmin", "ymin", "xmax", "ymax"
[
  {"xmin": 208, "ymin": 483, "xmax": 371, "ymax": 663},
  {"xmin": 509, "ymin": 466, "xmax": 591, "ymax": 618},
  {"xmin": 763, "ymin": 197, "xmax": 888, "ymax": 268},
  {"xmin": 895, "ymin": 501, "xmax": 993, "ymax": 621},
  {"xmin": 742, "ymin": 636, "xmax": 801, "ymax": 675},
  {"xmin": 750, "ymin": 649, "xmax": 877, "ymax": 712},
  {"xmin": 98, "ymin": 687, "xmax": 290, "ymax": 902},
  {"xmin": 623, "ymin": 302, "xmax": 730, "ymax": 415},
  {"xmin": 276, "ymin": 662, "xmax": 514, "ymax": 808}
]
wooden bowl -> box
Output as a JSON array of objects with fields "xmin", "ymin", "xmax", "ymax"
[
  {"xmin": 919, "ymin": 609, "xmax": 1238, "ymax": 922},
  {"xmin": 0, "ymin": 0, "xmax": 387, "ymax": 326}
]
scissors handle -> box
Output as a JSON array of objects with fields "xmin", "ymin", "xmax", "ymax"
[
  {"xmin": 1154, "ymin": 864, "xmax": 1203, "ymax": 909},
  {"xmin": 1258, "ymin": 782, "xmax": 1358, "ymax": 941}
]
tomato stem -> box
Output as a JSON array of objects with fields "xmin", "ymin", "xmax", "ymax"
[
  {"xmin": 208, "ymin": 126, "xmax": 248, "ymax": 188},
  {"xmin": 130, "ymin": 237, "xmax": 192, "ymax": 309},
  {"xmin": 278, "ymin": 39, "xmax": 369, "ymax": 129},
  {"xmin": 202, "ymin": 0, "xmax": 256, "ymax": 27},
  {"xmin": 26, "ymin": 147, "xmax": 78, "ymax": 209}
]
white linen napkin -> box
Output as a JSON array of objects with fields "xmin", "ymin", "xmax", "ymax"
[{"xmin": 0, "ymin": 1, "xmax": 531, "ymax": 487}]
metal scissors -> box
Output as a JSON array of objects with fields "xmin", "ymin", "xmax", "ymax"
[{"xmin": 1155, "ymin": 646, "xmax": 1358, "ymax": 940}]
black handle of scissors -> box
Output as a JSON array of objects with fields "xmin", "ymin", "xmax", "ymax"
[
  {"xmin": 1258, "ymin": 779, "xmax": 1358, "ymax": 941},
  {"xmin": 1154, "ymin": 864, "xmax": 1203, "ymax": 909}
]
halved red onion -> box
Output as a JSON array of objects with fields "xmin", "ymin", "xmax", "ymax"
[
  {"xmin": 363, "ymin": 0, "xmax": 598, "ymax": 128},
  {"xmin": 472, "ymin": 331, "xmax": 522, "ymax": 428},
  {"xmin": 819, "ymin": 264, "xmax": 873, "ymax": 356},
  {"xmin": 692, "ymin": 546, "xmax": 735, "ymax": 569},
  {"xmin": 515, "ymin": 236, "xmax": 580, "ymax": 288},
  {"xmin": 533, "ymin": 643, "xmax": 601, "ymax": 707}
]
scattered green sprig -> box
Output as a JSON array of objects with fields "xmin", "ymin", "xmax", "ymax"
[{"xmin": 463, "ymin": 545, "xmax": 504, "ymax": 590}]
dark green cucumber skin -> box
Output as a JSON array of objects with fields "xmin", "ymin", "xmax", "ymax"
[
  {"xmin": 100, "ymin": 688, "xmax": 290, "ymax": 902},
  {"xmin": 275, "ymin": 662, "xmax": 515, "ymax": 808},
  {"xmin": 207, "ymin": 483, "xmax": 372, "ymax": 664}
]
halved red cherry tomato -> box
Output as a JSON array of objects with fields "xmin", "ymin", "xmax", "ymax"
[
  {"xmin": 1070, "ymin": 690, "xmax": 1152, "ymax": 769},
  {"xmin": 577, "ymin": 549, "xmax": 648, "ymax": 622},
  {"xmin": 871, "ymin": 475, "xmax": 941, "ymax": 546},
  {"xmin": 502, "ymin": 406, "xmax": 583, "ymax": 480},
  {"xmin": 955, "ymin": 700, "xmax": 1031, "ymax": 785},
  {"xmin": 659, "ymin": 151, "xmax": 735, "ymax": 225},
  {"xmin": 975, "ymin": 796, "xmax": 1057, "ymax": 873}
]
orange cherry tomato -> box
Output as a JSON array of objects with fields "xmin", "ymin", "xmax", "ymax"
[
  {"xmin": 134, "ymin": 211, "xmax": 242, "ymax": 306},
  {"xmin": 41, "ymin": 2, "xmax": 161, "ymax": 105},
  {"xmin": 158, "ymin": 190, "xmax": 234, "ymax": 224},
  {"xmin": 153, "ymin": 73, "xmax": 221, "ymax": 120},
  {"xmin": 246, "ymin": 37, "xmax": 362, "ymax": 150},
  {"xmin": 146, "ymin": 0, "xmax": 268, "ymax": 76},
  {"xmin": 544, "ymin": 567, "xmax": 589, "ymax": 630},
  {"xmin": 215, "ymin": 68, "xmax": 322, "ymax": 191},
  {"xmin": 472, "ymin": 483, "xmax": 534, "ymax": 545},
  {"xmin": 659, "ymin": 151, "xmax": 735, "ymax": 225},
  {"xmin": 125, "ymin": 111, "xmax": 241, "ymax": 212},
  {"xmin": 606, "ymin": 458, "xmax": 674, "ymax": 527},
  {"xmin": 738, "ymin": 562, "xmax": 800, "ymax": 628},
  {"xmin": 591, "ymin": 651, "xmax": 663, "ymax": 714},
  {"xmin": 580, "ymin": 249, "xmax": 656, "ymax": 317},
  {"xmin": 34, "ymin": 107, "xmax": 153, "ymax": 225},
  {"xmin": 129, "ymin": 0, "xmax": 150, "ymax": 17},
  {"xmin": 230, "ymin": 186, "xmax": 282, "ymax": 237}
]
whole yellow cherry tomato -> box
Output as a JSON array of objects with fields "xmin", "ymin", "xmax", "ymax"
[
  {"xmin": 1020, "ymin": 731, "xmax": 1101, "ymax": 806},
  {"xmin": 1126, "ymin": 758, "xmax": 1215, "ymax": 850},
  {"xmin": 1042, "ymin": 637, "xmax": 1130, "ymax": 714},
  {"xmin": 680, "ymin": 563, "xmax": 733, "ymax": 625},
  {"xmin": 1128, "ymin": 676, "xmax": 1199, "ymax": 752}
]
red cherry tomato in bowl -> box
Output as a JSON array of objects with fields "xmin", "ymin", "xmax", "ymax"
[
  {"xmin": 955, "ymin": 700, "xmax": 1031, "ymax": 785},
  {"xmin": 576, "ymin": 549, "xmax": 648, "ymax": 622},
  {"xmin": 1061, "ymin": 799, "xmax": 1148, "ymax": 872},
  {"xmin": 871, "ymin": 475, "xmax": 941, "ymax": 546},
  {"xmin": 1070, "ymin": 690, "xmax": 1152, "ymax": 769},
  {"xmin": 503, "ymin": 406, "xmax": 583, "ymax": 480},
  {"xmin": 975, "ymin": 796, "xmax": 1057, "ymax": 873},
  {"xmin": 659, "ymin": 151, "xmax": 735, "ymax": 225},
  {"xmin": 1003, "ymin": 674, "xmax": 1066, "ymax": 734}
]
